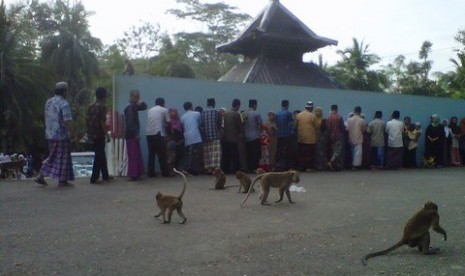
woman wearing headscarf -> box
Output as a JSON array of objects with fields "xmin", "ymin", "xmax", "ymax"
[{"xmin": 424, "ymin": 114, "xmax": 444, "ymax": 168}]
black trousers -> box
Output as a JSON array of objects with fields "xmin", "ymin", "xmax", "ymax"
[
  {"xmin": 146, "ymin": 134, "xmax": 169, "ymax": 176},
  {"xmin": 246, "ymin": 138, "xmax": 261, "ymax": 172},
  {"xmin": 91, "ymin": 139, "xmax": 109, "ymax": 182},
  {"xmin": 221, "ymin": 141, "xmax": 239, "ymax": 174}
]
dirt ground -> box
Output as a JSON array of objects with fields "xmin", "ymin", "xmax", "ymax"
[{"xmin": 1, "ymin": 168, "xmax": 465, "ymax": 276}]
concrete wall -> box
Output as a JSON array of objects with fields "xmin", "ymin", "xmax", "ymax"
[{"xmin": 113, "ymin": 74, "xmax": 465, "ymax": 171}]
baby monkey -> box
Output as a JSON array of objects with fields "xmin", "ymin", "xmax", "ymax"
[
  {"xmin": 154, "ymin": 168, "xmax": 187, "ymax": 224},
  {"xmin": 362, "ymin": 201, "xmax": 447, "ymax": 265}
]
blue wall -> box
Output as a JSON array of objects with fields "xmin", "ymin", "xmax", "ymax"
[{"xmin": 114, "ymin": 74, "xmax": 465, "ymax": 168}]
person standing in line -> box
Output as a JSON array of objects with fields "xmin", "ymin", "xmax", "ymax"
[
  {"xmin": 35, "ymin": 82, "xmax": 75, "ymax": 187},
  {"xmin": 146, "ymin": 97, "xmax": 171, "ymax": 177},
  {"xmin": 180, "ymin": 101, "xmax": 202, "ymax": 175},
  {"xmin": 124, "ymin": 89, "xmax": 147, "ymax": 181},
  {"xmin": 449, "ymin": 116, "xmax": 461, "ymax": 166},
  {"xmin": 385, "ymin": 110, "xmax": 404, "ymax": 169},
  {"xmin": 402, "ymin": 116, "xmax": 412, "ymax": 167},
  {"xmin": 326, "ymin": 104, "xmax": 345, "ymax": 171},
  {"xmin": 460, "ymin": 117, "xmax": 465, "ymax": 165},
  {"xmin": 244, "ymin": 99, "xmax": 263, "ymax": 172},
  {"xmin": 366, "ymin": 111, "xmax": 385, "ymax": 170},
  {"xmin": 264, "ymin": 111, "xmax": 277, "ymax": 171},
  {"xmin": 275, "ymin": 100, "xmax": 294, "ymax": 171},
  {"xmin": 87, "ymin": 87, "xmax": 112, "ymax": 184},
  {"xmin": 166, "ymin": 108, "xmax": 184, "ymax": 173},
  {"xmin": 424, "ymin": 114, "xmax": 444, "ymax": 168},
  {"xmin": 201, "ymin": 98, "xmax": 222, "ymax": 174},
  {"xmin": 295, "ymin": 101, "xmax": 318, "ymax": 171},
  {"xmin": 442, "ymin": 119, "xmax": 452, "ymax": 167},
  {"xmin": 406, "ymin": 122, "xmax": 422, "ymax": 168},
  {"xmin": 347, "ymin": 106, "xmax": 365, "ymax": 170},
  {"xmin": 221, "ymin": 99, "xmax": 243, "ymax": 174}
]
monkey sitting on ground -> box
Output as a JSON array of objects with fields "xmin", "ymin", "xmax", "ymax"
[
  {"xmin": 235, "ymin": 171, "xmax": 255, "ymax": 193},
  {"xmin": 241, "ymin": 170, "xmax": 300, "ymax": 206},
  {"xmin": 362, "ymin": 201, "xmax": 447, "ymax": 265},
  {"xmin": 213, "ymin": 167, "xmax": 227, "ymax": 189},
  {"xmin": 154, "ymin": 168, "xmax": 187, "ymax": 224}
]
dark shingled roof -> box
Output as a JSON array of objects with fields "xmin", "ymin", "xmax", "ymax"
[
  {"xmin": 216, "ymin": 0, "xmax": 338, "ymax": 58},
  {"xmin": 219, "ymin": 55, "xmax": 344, "ymax": 89}
]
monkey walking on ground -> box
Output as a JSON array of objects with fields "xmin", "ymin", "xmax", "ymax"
[
  {"xmin": 241, "ymin": 170, "xmax": 300, "ymax": 206},
  {"xmin": 154, "ymin": 168, "xmax": 187, "ymax": 224},
  {"xmin": 362, "ymin": 201, "xmax": 447, "ymax": 265},
  {"xmin": 235, "ymin": 171, "xmax": 255, "ymax": 193}
]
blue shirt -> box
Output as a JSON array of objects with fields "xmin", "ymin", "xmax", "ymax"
[
  {"xmin": 275, "ymin": 108, "xmax": 293, "ymax": 138},
  {"xmin": 181, "ymin": 110, "xmax": 202, "ymax": 146},
  {"xmin": 44, "ymin": 95, "xmax": 73, "ymax": 140},
  {"xmin": 244, "ymin": 109, "xmax": 263, "ymax": 141}
]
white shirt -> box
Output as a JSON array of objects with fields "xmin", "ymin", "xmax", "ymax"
[
  {"xmin": 385, "ymin": 119, "xmax": 404, "ymax": 147},
  {"xmin": 146, "ymin": 105, "xmax": 170, "ymax": 136}
]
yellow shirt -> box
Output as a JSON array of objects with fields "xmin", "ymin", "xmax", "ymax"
[{"xmin": 296, "ymin": 110, "xmax": 317, "ymax": 144}]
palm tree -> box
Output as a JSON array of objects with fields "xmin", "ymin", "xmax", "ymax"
[
  {"xmin": 39, "ymin": 0, "xmax": 103, "ymax": 148},
  {"xmin": 330, "ymin": 38, "xmax": 386, "ymax": 91},
  {"xmin": 0, "ymin": 1, "xmax": 51, "ymax": 152}
]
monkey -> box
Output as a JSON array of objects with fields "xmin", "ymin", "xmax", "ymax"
[
  {"xmin": 362, "ymin": 201, "xmax": 447, "ymax": 265},
  {"xmin": 213, "ymin": 167, "xmax": 227, "ymax": 189},
  {"xmin": 123, "ymin": 58, "xmax": 135, "ymax": 75},
  {"xmin": 235, "ymin": 171, "xmax": 255, "ymax": 193},
  {"xmin": 210, "ymin": 167, "xmax": 240, "ymax": 190},
  {"xmin": 241, "ymin": 170, "xmax": 300, "ymax": 206},
  {"xmin": 154, "ymin": 168, "xmax": 187, "ymax": 224}
]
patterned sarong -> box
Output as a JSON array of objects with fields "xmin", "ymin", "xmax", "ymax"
[
  {"xmin": 203, "ymin": 140, "xmax": 221, "ymax": 169},
  {"xmin": 40, "ymin": 139, "xmax": 75, "ymax": 181}
]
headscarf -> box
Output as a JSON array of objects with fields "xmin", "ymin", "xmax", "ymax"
[
  {"xmin": 168, "ymin": 108, "xmax": 182, "ymax": 132},
  {"xmin": 431, "ymin": 114, "xmax": 440, "ymax": 127}
]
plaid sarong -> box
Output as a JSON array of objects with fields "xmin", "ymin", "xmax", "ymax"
[
  {"xmin": 203, "ymin": 140, "xmax": 221, "ymax": 169},
  {"xmin": 40, "ymin": 139, "xmax": 75, "ymax": 181}
]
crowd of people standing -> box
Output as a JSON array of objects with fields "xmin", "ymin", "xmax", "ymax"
[{"xmin": 122, "ymin": 92, "xmax": 465, "ymax": 179}]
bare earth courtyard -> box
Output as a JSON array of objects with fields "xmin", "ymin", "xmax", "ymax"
[{"xmin": 1, "ymin": 168, "xmax": 465, "ymax": 276}]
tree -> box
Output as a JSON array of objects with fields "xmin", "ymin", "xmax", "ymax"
[
  {"xmin": 435, "ymin": 30, "xmax": 465, "ymax": 99},
  {"xmin": 384, "ymin": 41, "xmax": 446, "ymax": 97},
  {"xmin": 117, "ymin": 21, "xmax": 161, "ymax": 60},
  {"xmin": 167, "ymin": 0, "xmax": 251, "ymax": 80},
  {"xmin": 37, "ymin": 0, "xmax": 103, "ymax": 148},
  {"xmin": 0, "ymin": 0, "xmax": 51, "ymax": 153},
  {"xmin": 328, "ymin": 38, "xmax": 388, "ymax": 91}
]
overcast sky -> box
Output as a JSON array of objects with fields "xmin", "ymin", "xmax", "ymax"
[{"xmin": 5, "ymin": 0, "xmax": 465, "ymax": 73}]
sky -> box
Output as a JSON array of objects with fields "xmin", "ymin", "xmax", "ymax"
[{"xmin": 5, "ymin": 0, "xmax": 465, "ymax": 73}]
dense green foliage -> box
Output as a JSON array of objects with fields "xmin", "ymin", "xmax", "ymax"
[{"xmin": 1, "ymin": 0, "xmax": 464, "ymax": 154}]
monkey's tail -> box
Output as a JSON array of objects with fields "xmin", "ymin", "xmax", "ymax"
[
  {"xmin": 173, "ymin": 168, "xmax": 187, "ymax": 200},
  {"xmin": 240, "ymin": 174, "xmax": 266, "ymax": 206},
  {"xmin": 362, "ymin": 240, "xmax": 405, "ymax": 265}
]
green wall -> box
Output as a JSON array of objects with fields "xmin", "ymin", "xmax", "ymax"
[{"xmin": 114, "ymin": 74, "xmax": 465, "ymax": 168}]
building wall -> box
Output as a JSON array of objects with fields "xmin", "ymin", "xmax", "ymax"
[{"xmin": 114, "ymin": 74, "xmax": 465, "ymax": 171}]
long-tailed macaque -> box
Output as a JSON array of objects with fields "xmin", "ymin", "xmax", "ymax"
[
  {"xmin": 213, "ymin": 167, "xmax": 226, "ymax": 189},
  {"xmin": 154, "ymin": 168, "xmax": 187, "ymax": 224},
  {"xmin": 362, "ymin": 201, "xmax": 447, "ymax": 265},
  {"xmin": 123, "ymin": 58, "xmax": 135, "ymax": 75},
  {"xmin": 241, "ymin": 170, "xmax": 300, "ymax": 206},
  {"xmin": 235, "ymin": 171, "xmax": 254, "ymax": 193}
]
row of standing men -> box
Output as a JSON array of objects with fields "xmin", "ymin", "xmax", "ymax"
[{"xmin": 123, "ymin": 90, "xmax": 465, "ymax": 181}]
